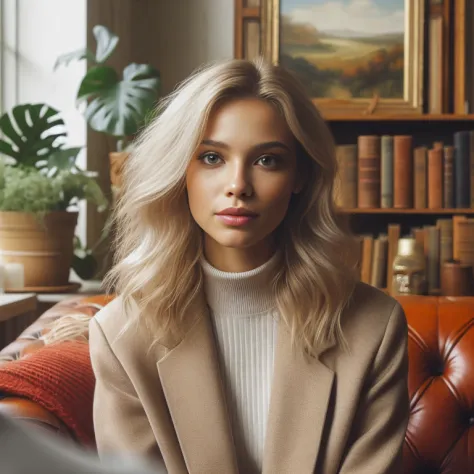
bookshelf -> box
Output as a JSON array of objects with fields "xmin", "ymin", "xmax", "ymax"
[
  {"xmin": 234, "ymin": 0, "xmax": 474, "ymax": 296},
  {"xmin": 341, "ymin": 208, "xmax": 474, "ymax": 215},
  {"xmin": 327, "ymin": 115, "xmax": 474, "ymax": 122}
]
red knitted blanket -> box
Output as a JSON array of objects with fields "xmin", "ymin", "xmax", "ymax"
[{"xmin": 0, "ymin": 341, "xmax": 95, "ymax": 446}]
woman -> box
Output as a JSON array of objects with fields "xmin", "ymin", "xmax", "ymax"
[{"xmin": 89, "ymin": 58, "xmax": 409, "ymax": 474}]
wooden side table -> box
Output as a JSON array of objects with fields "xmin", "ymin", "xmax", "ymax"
[{"xmin": 0, "ymin": 294, "xmax": 38, "ymax": 349}]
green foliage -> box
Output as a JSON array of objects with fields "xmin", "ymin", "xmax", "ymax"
[
  {"xmin": 0, "ymin": 165, "xmax": 107, "ymax": 213},
  {"xmin": 0, "ymin": 103, "xmax": 106, "ymax": 214},
  {"xmin": 0, "ymin": 104, "xmax": 66, "ymax": 167},
  {"xmin": 55, "ymin": 25, "xmax": 161, "ymax": 145},
  {"xmin": 0, "ymin": 102, "xmax": 109, "ymax": 280}
]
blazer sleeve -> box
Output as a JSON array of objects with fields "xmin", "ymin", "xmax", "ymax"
[
  {"xmin": 339, "ymin": 302, "xmax": 410, "ymax": 474},
  {"xmin": 89, "ymin": 317, "xmax": 162, "ymax": 461}
]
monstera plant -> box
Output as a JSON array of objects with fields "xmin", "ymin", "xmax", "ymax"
[
  {"xmin": 0, "ymin": 103, "xmax": 108, "ymax": 288},
  {"xmin": 55, "ymin": 25, "xmax": 161, "ymax": 191}
]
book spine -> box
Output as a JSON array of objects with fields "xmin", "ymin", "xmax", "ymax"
[
  {"xmin": 428, "ymin": 147, "xmax": 444, "ymax": 209},
  {"xmin": 414, "ymin": 146, "xmax": 427, "ymax": 209},
  {"xmin": 436, "ymin": 218, "xmax": 454, "ymax": 265},
  {"xmin": 425, "ymin": 225, "xmax": 440, "ymax": 293},
  {"xmin": 443, "ymin": 146, "xmax": 454, "ymax": 208},
  {"xmin": 470, "ymin": 131, "xmax": 474, "ymax": 207},
  {"xmin": 380, "ymin": 135, "xmax": 394, "ymax": 208},
  {"xmin": 454, "ymin": 131, "xmax": 471, "ymax": 208},
  {"xmin": 393, "ymin": 135, "xmax": 413, "ymax": 208},
  {"xmin": 339, "ymin": 144, "xmax": 358, "ymax": 208},
  {"xmin": 357, "ymin": 136, "xmax": 381, "ymax": 208},
  {"xmin": 370, "ymin": 236, "xmax": 388, "ymax": 288},
  {"xmin": 386, "ymin": 224, "xmax": 401, "ymax": 294}
]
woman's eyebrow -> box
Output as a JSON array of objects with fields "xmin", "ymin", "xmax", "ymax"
[{"xmin": 200, "ymin": 139, "xmax": 292, "ymax": 152}]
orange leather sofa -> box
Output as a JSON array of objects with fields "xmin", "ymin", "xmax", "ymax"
[{"xmin": 0, "ymin": 294, "xmax": 472, "ymax": 473}]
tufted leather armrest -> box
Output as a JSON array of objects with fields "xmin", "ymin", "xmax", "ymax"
[
  {"xmin": 0, "ymin": 396, "xmax": 73, "ymax": 439},
  {"xmin": 401, "ymin": 295, "xmax": 474, "ymax": 474}
]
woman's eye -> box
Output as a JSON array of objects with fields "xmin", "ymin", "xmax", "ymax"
[
  {"xmin": 200, "ymin": 153, "xmax": 222, "ymax": 165},
  {"xmin": 257, "ymin": 155, "xmax": 278, "ymax": 167}
]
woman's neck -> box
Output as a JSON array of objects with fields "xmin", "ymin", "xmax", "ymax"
[
  {"xmin": 200, "ymin": 249, "xmax": 280, "ymax": 316},
  {"xmin": 203, "ymin": 237, "xmax": 276, "ymax": 272}
]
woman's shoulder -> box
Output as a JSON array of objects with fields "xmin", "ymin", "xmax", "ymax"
[
  {"xmin": 92, "ymin": 296, "xmax": 129, "ymax": 340},
  {"xmin": 343, "ymin": 281, "xmax": 407, "ymax": 344},
  {"xmin": 90, "ymin": 296, "xmax": 159, "ymax": 356},
  {"xmin": 89, "ymin": 296, "xmax": 166, "ymax": 358}
]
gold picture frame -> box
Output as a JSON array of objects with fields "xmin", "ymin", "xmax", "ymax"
[{"xmin": 260, "ymin": 0, "xmax": 425, "ymax": 117}]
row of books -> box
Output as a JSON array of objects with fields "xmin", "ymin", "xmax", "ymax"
[
  {"xmin": 335, "ymin": 131, "xmax": 474, "ymax": 210},
  {"xmin": 358, "ymin": 216, "xmax": 474, "ymax": 293}
]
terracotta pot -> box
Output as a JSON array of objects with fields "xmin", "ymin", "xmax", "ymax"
[{"xmin": 0, "ymin": 211, "xmax": 78, "ymax": 288}]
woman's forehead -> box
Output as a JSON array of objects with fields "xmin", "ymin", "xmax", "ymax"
[{"xmin": 203, "ymin": 97, "xmax": 294, "ymax": 146}]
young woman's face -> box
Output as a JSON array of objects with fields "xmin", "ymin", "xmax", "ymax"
[{"xmin": 186, "ymin": 97, "xmax": 301, "ymax": 261}]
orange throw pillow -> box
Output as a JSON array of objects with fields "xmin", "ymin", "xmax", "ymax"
[{"xmin": 0, "ymin": 340, "xmax": 95, "ymax": 446}]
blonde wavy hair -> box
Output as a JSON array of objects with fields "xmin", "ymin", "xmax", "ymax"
[{"xmin": 105, "ymin": 58, "xmax": 359, "ymax": 356}]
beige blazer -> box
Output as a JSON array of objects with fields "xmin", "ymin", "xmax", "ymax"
[{"xmin": 89, "ymin": 282, "xmax": 409, "ymax": 474}]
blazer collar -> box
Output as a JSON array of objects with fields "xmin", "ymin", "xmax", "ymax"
[{"xmin": 157, "ymin": 313, "xmax": 334, "ymax": 474}]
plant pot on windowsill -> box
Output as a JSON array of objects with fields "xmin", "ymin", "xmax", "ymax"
[
  {"xmin": 0, "ymin": 165, "xmax": 107, "ymax": 289},
  {"xmin": 0, "ymin": 211, "xmax": 78, "ymax": 288},
  {"xmin": 0, "ymin": 103, "xmax": 108, "ymax": 289}
]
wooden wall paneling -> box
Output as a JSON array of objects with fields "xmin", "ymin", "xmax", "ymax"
[
  {"xmin": 243, "ymin": 0, "xmax": 261, "ymax": 18},
  {"xmin": 454, "ymin": 0, "xmax": 467, "ymax": 113},
  {"xmin": 86, "ymin": 0, "xmax": 162, "ymax": 274},
  {"xmin": 235, "ymin": 0, "xmax": 262, "ymax": 59},
  {"xmin": 244, "ymin": 20, "xmax": 261, "ymax": 60},
  {"xmin": 464, "ymin": 0, "xmax": 474, "ymax": 113},
  {"xmin": 428, "ymin": 0, "xmax": 453, "ymax": 113},
  {"xmin": 428, "ymin": 0, "xmax": 444, "ymax": 113},
  {"xmin": 442, "ymin": 0, "xmax": 453, "ymax": 112},
  {"xmin": 234, "ymin": 0, "xmax": 244, "ymax": 58}
]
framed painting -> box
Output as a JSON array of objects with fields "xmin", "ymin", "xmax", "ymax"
[{"xmin": 259, "ymin": 0, "xmax": 425, "ymax": 116}]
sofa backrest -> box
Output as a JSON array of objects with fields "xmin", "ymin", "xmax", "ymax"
[
  {"xmin": 1, "ymin": 293, "xmax": 473, "ymax": 473},
  {"xmin": 396, "ymin": 295, "xmax": 474, "ymax": 474}
]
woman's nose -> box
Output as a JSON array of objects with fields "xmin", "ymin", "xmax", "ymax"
[{"xmin": 224, "ymin": 166, "xmax": 253, "ymax": 198}]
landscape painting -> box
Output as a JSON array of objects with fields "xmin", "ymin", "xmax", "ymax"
[{"xmin": 279, "ymin": 0, "xmax": 406, "ymax": 101}]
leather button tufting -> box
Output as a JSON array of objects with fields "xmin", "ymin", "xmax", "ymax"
[{"xmin": 432, "ymin": 363, "xmax": 444, "ymax": 377}]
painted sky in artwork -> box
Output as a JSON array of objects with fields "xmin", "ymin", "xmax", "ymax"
[{"xmin": 281, "ymin": 0, "xmax": 405, "ymax": 35}]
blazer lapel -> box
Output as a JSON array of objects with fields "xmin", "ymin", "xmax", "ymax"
[
  {"xmin": 157, "ymin": 314, "xmax": 239, "ymax": 474},
  {"xmin": 262, "ymin": 323, "xmax": 335, "ymax": 474}
]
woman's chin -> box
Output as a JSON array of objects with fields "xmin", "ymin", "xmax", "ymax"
[{"xmin": 209, "ymin": 230, "xmax": 262, "ymax": 250}]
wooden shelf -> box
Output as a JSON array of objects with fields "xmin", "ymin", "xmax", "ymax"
[
  {"xmin": 325, "ymin": 114, "xmax": 474, "ymax": 122},
  {"xmin": 242, "ymin": 7, "xmax": 259, "ymax": 18},
  {"xmin": 340, "ymin": 208, "xmax": 474, "ymax": 214}
]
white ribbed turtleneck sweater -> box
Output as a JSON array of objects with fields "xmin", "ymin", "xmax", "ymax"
[{"xmin": 200, "ymin": 253, "xmax": 280, "ymax": 474}]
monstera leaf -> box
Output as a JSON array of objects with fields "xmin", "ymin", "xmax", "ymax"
[
  {"xmin": 0, "ymin": 104, "xmax": 66, "ymax": 167},
  {"xmin": 45, "ymin": 147, "xmax": 83, "ymax": 176},
  {"xmin": 55, "ymin": 25, "xmax": 160, "ymax": 139},
  {"xmin": 77, "ymin": 63, "xmax": 160, "ymax": 137},
  {"xmin": 54, "ymin": 25, "xmax": 118, "ymax": 69}
]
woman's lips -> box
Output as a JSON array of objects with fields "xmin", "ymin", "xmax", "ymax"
[{"xmin": 215, "ymin": 214, "xmax": 257, "ymax": 226}]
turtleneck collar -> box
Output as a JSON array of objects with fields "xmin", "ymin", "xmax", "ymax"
[{"xmin": 200, "ymin": 251, "xmax": 281, "ymax": 317}]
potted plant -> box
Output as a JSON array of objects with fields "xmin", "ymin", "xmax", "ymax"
[
  {"xmin": 55, "ymin": 25, "xmax": 161, "ymax": 192},
  {"xmin": 0, "ymin": 103, "xmax": 107, "ymax": 289}
]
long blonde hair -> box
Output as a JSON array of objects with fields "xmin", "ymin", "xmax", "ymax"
[{"xmin": 106, "ymin": 58, "xmax": 359, "ymax": 356}]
